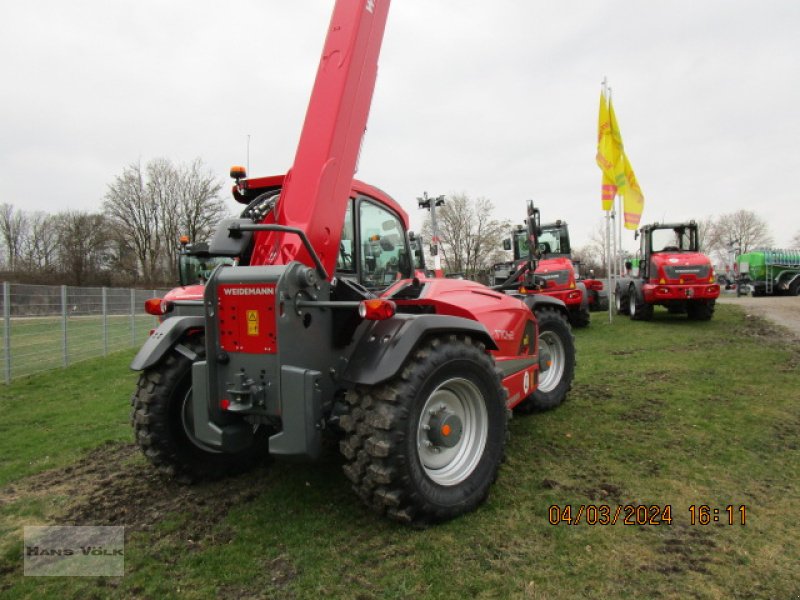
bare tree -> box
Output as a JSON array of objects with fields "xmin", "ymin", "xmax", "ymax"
[
  {"xmin": 579, "ymin": 219, "xmax": 609, "ymax": 277},
  {"xmin": 177, "ymin": 158, "xmax": 226, "ymax": 243},
  {"xmin": 104, "ymin": 161, "xmax": 162, "ymax": 286},
  {"xmin": 22, "ymin": 212, "xmax": 59, "ymax": 272},
  {"xmin": 705, "ymin": 210, "xmax": 773, "ymax": 256},
  {"xmin": 422, "ymin": 194, "xmax": 508, "ymax": 277},
  {"xmin": 104, "ymin": 158, "xmax": 225, "ymax": 285},
  {"xmin": 0, "ymin": 203, "xmax": 29, "ymax": 271},
  {"xmin": 54, "ymin": 212, "xmax": 110, "ymax": 286}
]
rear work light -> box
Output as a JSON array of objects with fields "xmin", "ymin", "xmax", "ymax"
[
  {"xmin": 358, "ymin": 299, "xmax": 396, "ymax": 320},
  {"xmin": 144, "ymin": 298, "xmax": 173, "ymax": 316}
]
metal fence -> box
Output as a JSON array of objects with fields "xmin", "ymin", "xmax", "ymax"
[{"xmin": 1, "ymin": 282, "xmax": 169, "ymax": 383}]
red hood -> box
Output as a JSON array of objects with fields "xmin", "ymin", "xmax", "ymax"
[
  {"xmin": 651, "ymin": 252, "xmax": 715, "ymax": 283},
  {"xmin": 535, "ymin": 257, "xmax": 574, "ymax": 274},
  {"xmin": 651, "ymin": 252, "xmax": 712, "ymax": 269}
]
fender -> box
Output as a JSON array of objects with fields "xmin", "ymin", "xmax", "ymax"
[
  {"xmin": 520, "ymin": 293, "xmax": 568, "ymax": 316},
  {"xmin": 130, "ymin": 316, "xmax": 205, "ymax": 371},
  {"xmin": 341, "ymin": 314, "xmax": 497, "ymax": 386}
]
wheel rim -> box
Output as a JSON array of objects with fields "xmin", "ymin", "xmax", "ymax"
[
  {"xmin": 181, "ymin": 388, "xmax": 222, "ymax": 453},
  {"xmin": 615, "ymin": 291, "xmax": 621, "ymax": 312},
  {"xmin": 417, "ymin": 377, "xmax": 488, "ymax": 486},
  {"xmin": 538, "ymin": 330, "xmax": 566, "ymax": 393},
  {"xmin": 629, "ymin": 289, "xmax": 636, "ymax": 317}
]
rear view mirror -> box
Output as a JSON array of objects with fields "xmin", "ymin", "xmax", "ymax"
[{"xmin": 502, "ymin": 239, "xmax": 512, "ymax": 251}]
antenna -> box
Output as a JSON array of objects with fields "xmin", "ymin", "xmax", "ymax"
[{"xmin": 246, "ymin": 134, "xmax": 251, "ymax": 173}]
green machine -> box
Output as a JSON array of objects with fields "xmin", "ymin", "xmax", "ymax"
[{"xmin": 737, "ymin": 249, "xmax": 800, "ymax": 296}]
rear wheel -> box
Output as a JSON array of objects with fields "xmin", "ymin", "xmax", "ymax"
[
  {"xmin": 131, "ymin": 337, "xmax": 268, "ymax": 482},
  {"xmin": 667, "ymin": 302, "xmax": 686, "ymax": 315},
  {"xmin": 629, "ymin": 285, "xmax": 653, "ymax": 321},
  {"xmin": 687, "ymin": 300, "xmax": 715, "ymax": 321},
  {"xmin": 615, "ymin": 285, "xmax": 629, "ymax": 315},
  {"xmin": 789, "ymin": 279, "xmax": 800, "ymax": 297},
  {"xmin": 339, "ymin": 335, "xmax": 507, "ymax": 525},
  {"xmin": 515, "ymin": 307, "xmax": 575, "ymax": 413},
  {"xmin": 570, "ymin": 306, "xmax": 591, "ymax": 328}
]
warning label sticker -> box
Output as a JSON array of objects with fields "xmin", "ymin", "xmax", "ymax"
[{"xmin": 246, "ymin": 310, "xmax": 259, "ymax": 336}]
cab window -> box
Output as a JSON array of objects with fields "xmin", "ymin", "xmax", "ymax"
[{"xmin": 358, "ymin": 199, "xmax": 407, "ymax": 288}]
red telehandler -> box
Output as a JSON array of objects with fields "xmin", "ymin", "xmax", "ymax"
[{"xmin": 130, "ymin": 0, "xmax": 575, "ymax": 525}]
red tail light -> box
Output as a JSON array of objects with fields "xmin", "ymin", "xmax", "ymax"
[
  {"xmin": 359, "ymin": 299, "xmax": 396, "ymax": 320},
  {"xmin": 144, "ymin": 298, "xmax": 173, "ymax": 316}
]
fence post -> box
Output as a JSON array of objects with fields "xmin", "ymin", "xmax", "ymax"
[
  {"xmin": 61, "ymin": 285, "xmax": 68, "ymax": 368},
  {"xmin": 3, "ymin": 282, "xmax": 10, "ymax": 384},
  {"xmin": 130, "ymin": 288, "xmax": 136, "ymax": 346},
  {"xmin": 102, "ymin": 287, "xmax": 108, "ymax": 356}
]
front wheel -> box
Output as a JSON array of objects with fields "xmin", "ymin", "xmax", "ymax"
[
  {"xmin": 569, "ymin": 306, "xmax": 591, "ymax": 328},
  {"xmin": 629, "ymin": 285, "xmax": 654, "ymax": 321},
  {"xmin": 687, "ymin": 300, "xmax": 715, "ymax": 321},
  {"xmin": 515, "ymin": 307, "xmax": 575, "ymax": 413},
  {"xmin": 131, "ymin": 337, "xmax": 268, "ymax": 482},
  {"xmin": 339, "ymin": 335, "xmax": 508, "ymax": 525}
]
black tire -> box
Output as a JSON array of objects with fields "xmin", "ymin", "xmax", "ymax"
[
  {"xmin": 629, "ymin": 285, "xmax": 653, "ymax": 321},
  {"xmin": 667, "ymin": 302, "xmax": 686, "ymax": 315},
  {"xmin": 515, "ymin": 307, "xmax": 575, "ymax": 413},
  {"xmin": 339, "ymin": 335, "xmax": 508, "ymax": 525},
  {"xmin": 569, "ymin": 306, "xmax": 591, "ymax": 328},
  {"xmin": 686, "ymin": 300, "xmax": 715, "ymax": 321},
  {"xmin": 131, "ymin": 336, "xmax": 268, "ymax": 482},
  {"xmin": 789, "ymin": 279, "xmax": 800, "ymax": 297},
  {"xmin": 614, "ymin": 285, "xmax": 629, "ymax": 315},
  {"xmin": 752, "ymin": 286, "xmax": 766, "ymax": 297},
  {"xmin": 596, "ymin": 292, "xmax": 610, "ymax": 313}
]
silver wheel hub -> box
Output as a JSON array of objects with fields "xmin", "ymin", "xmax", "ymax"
[
  {"xmin": 538, "ymin": 330, "xmax": 566, "ymax": 393},
  {"xmin": 417, "ymin": 378, "xmax": 488, "ymax": 486}
]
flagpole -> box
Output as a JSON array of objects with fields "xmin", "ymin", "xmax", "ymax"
[{"xmin": 602, "ymin": 77, "xmax": 613, "ymax": 324}]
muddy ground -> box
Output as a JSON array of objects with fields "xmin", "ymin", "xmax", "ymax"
[{"xmin": 717, "ymin": 293, "xmax": 800, "ymax": 339}]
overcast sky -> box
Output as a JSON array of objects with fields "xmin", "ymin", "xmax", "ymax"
[{"xmin": 2, "ymin": 0, "xmax": 799, "ymax": 252}]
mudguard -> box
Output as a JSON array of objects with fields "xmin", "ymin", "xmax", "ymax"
[
  {"xmin": 130, "ymin": 316, "xmax": 204, "ymax": 371},
  {"xmin": 520, "ymin": 293, "xmax": 568, "ymax": 315},
  {"xmin": 341, "ymin": 314, "xmax": 497, "ymax": 386}
]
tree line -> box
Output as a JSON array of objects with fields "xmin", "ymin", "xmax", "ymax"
[{"xmin": 0, "ymin": 158, "xmax": 227, "ymax": 288}]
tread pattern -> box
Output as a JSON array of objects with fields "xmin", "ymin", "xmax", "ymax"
[
  {"xmin": 131, "ymin": 337, "xmax": 267, "ymax": 482},
  {"xmin": 686, "ymin": 300, "xmax": 715, "ymax": 321},
  {"xmin": 339, "ymin": 335, "xmax": 508, "ymax": 526}
]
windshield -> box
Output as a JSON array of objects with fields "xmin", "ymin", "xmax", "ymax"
[
  {"xmin": 514, "ymin": 224, "xmax": 570, "ymax": 258},
  {"xmin": 179, "ymin": 254, "xmax": 235, "ymax": 286},
  {"xmin": 650, "ymin": 226, "xmax": 698, "ymax": 253}
]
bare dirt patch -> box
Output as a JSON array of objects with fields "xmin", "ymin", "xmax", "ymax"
[
  {"xmin": 717, "ymin": 294, "xmax": 800, "ymax": 339},
  {"xmin": 1, "ymin": 441, "xmax": 273, "ymax": 542}
]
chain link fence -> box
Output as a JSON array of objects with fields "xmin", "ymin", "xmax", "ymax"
[{"xmin": 1, "ymin": 282, "xmax": 169, "ymax": 383}]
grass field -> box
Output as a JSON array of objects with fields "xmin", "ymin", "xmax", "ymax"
[
  {"xmin": 0, "ymin": 304, "xmax": 798, "ymax": 599},
  {"xmin": 0, "ymin": 315, "xmax": 159, "ymax": 380}
]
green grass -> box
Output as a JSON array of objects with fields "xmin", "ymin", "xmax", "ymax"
[{"xmin": 1, "ymin": 305, "xmax": 798, "ymax": 599}]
